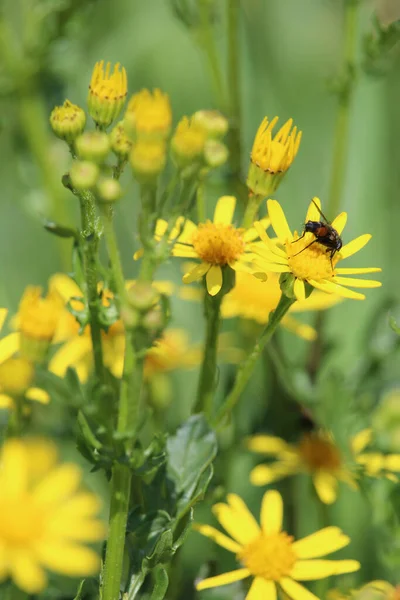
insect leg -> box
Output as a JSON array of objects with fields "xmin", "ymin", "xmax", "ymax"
[
  {"xmin": 291, "ymin": 231, "xmax": 307, "ymax": 244},
  {"xmin": 292, "ymin": 239, "xmax": 318, "ymax": 257}
]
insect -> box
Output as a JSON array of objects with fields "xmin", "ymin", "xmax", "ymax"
[{"xmin": 292, "ymin": 199, "xmax": 342, "ymax": 269}]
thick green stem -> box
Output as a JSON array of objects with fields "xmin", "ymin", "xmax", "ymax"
[
  {"xmin": 138, "ymin": 185, "xmax": 158, "ymax": 282},
  {"xmin": 194, "ymin": 291, "xmax": 223, "ymax": 416},
  {"xmin": 213, "ymin": 293, "xmax": 295, "ymax": 427},
  {"xmin": 226, "ymin": 0, "xmax": 243, "ymax": 189},
  {"xmin": 241, "ymin": 193, "xmax": 263, "ymax": 228},
  {"xmin": 78, "ymin": 192, "xmax": 105, "ymax": 382},
  {"xmin": 327, "ymin": 0, "xmax": 359, "ymax": 218},
  {"xmin": 198, "ymin": 0, "xmax": 226, "ymax": 109}
]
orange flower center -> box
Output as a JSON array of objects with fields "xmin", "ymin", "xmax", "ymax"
[
  {"xmin": 298, "ymin": 433, "xmax": 342, "ymax": 472},
  {"xmin": 286, "ymin": 233, "xmax": 340, "ymax": 281},
  {"xmin": 0, "ymin": 495, "xmax": 44, "ymax": 546},
  {"xmin": 238, "ymin": 532, "xmax": 296, "ymax": 580},
  {"xmin": 192, "ymin": 222, "xmax": 245, "ymax": 265}
]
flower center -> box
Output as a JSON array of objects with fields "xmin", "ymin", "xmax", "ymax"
[
  {"xmin": 298, "ymin": 433, "xmax": 342, "ymax": 471},
  {"xmin": 286, "ymin": 233, "xmax": 340, "ymax": 281},
  {"xmin": 192, "ymin": 222, "xmax": 245, "ymax": 265},
  {"xmin": 238, "ymin": 532, "xmax": 296, "ymax": 580},
  {"xmin": 0, "ymin": 496, "xmax": 44, "ymax": 546}
]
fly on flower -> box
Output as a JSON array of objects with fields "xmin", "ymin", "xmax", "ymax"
[{"xmin": 292, "ymin": 199, "xmax": 342, "ymax": 270}]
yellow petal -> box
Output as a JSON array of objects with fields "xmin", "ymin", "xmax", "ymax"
[
  {"xmin": 254, "ymin": 262, "xmax": 290, "ymax": 274},
  {"xmin": 356, "ymin": 452, "xmax": 384, "ymax": 475},
  {"xmin": 25, "ymin": 387, "xmax": 50, "ymax": 404},
  {"xmin": 294, "ymin": 278, "xmax": 306, "ymax": 301},
  {"xmin": 281, "ymin": 316, "xmax": 317, "ymax": 341},
  {"xmin": 339, "ymin": 234, "xmax": 371, "ymax": 259},
  {"xmin": 171, "ymin": 245, "xmax": 198, "ymax": 258},
  {"xmin": 292, "ymin": 526, "xmax": 350, "ymax": 559},
  {"xmin": 0, "ymin": 309, "xmax": 7, "ymax": 333},
  {"xmin": 49, "ymin": 274, "xmax": 82, "ymax": 302},
  {"xmin": 10, "ymin": 551, "xmax": 47, "ymax": 594},
  {"xmin": 306, "ymin": 197, "xmax": 321, "ymax": 222},
  {"xmin": 308, "ymin": 279, "xmax": 365, "ymax": 301},
  {"xmin": 206, "ymin": 265, "xmax": 223, "ymax": 296},
  {"xmin": 196, "ymin": 568, "xmax": 250, "ymax": 591},
  {"xmin": 155, "ymin": 219, "xmax": 168, "ymax": 238},
  {"xmin": 32, "ymin": 463, "xmax": 82, "ymax": 506},
  {"xmin": 290, "ymin": 559, "xmax": 360, "ymax": 580},
  {"xmin": 260, "ymin": 490, "xmax": 283, "ymax": 534},
  {"xmin": 53, "ymin": 492, "xmax": 102, "ymax": 518},
  {"xmin": 351, "ymin": 429, "xmax": 372, "ymax": 454},
  {"xmin": 332, "ymin": 276, "xmax": 381, "ymax": 289},
  {"xmin": 193, "ymin": 524, "xmax": 241, "ymax": 553},
  {"xmin": 174, "ymin": 219, "xmax": 197, "ymax": 243},
  {"xmin": 250, "ymin": 463, "xmax": 297, "ymax": 486},
  {"xmin": 252, "ymin": 226, "xmax": 287, "ymax": 259},
  {"xmin": 335, "ymin": 267, "xmax": 381, "ymax": 275},
  {"xmin": 213, "ymin": 495, "xmax": 260, "ymax": 545},
  {"xmin": 48, "ymin": 336, "xmax": 92, "ymax": 377},
  {"xmin": 247, "ymin": 435, "xmax": 291, "ymax": 454},
  {"xmin": 0, "ymin": 439, "xmax": 28, "ymax": 496},
  {"xmin": 244, "ymin": 218, "xmax": 271, "ymax": 242},
  {"xmin": 267, "ymin": 200, "xmax": 292, "ymax": 244},
  {"xmin": 331, "ymin": 212, "xmax": 347, "ymax": 235},
  {"xmin": 247, "ymin": 577, "xmax": 277, "ymax": 600},
  {"xmin": 0, "ymin": 332, "xmax": 20, "ymax": 364},
  {"xmin": 35, "ymin": 541, "xmax": 101, "ymax": 576},
  {"xmin": 182, "ymin": 262, "xmax": 209, "ymax": 284},
  {"xmin": 290, "ymin": 291, "xmax": 342, "ymax": 312},
  {"xmin": 313, "ymin": 471, "xmax": 338, "ymax": 504},
  {"xmin": 384, "ymin": 455, "xmax": 400, "ymax": 472},
  {"xmin": 280, "ymin": 577, "xmax": 319, "ymax": 600},
  {"xmin": 0, "ymin": 394, "xmax": 14, "ymax": 409},
  {"xmin": 213, "ymin": 195, "xmax": 236, "ymax": 225},
  {"xmin": 46, "ymin": 517, "xmax": 106, "ymax": 542}
]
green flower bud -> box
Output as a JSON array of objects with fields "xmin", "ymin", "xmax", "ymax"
[
  {"xmin": 50, "ymin": 100, "xmax": 86, "ymax": 144},
  {"xmin": 110, "ymin": 121, "xmax": 132, "ymax": 158},
  {"xmin": 130, "ymin": 140, "xmax": 166, "ymax": 184},
  {"xmin": 204, "ymin": 139, "xmax": 229, "ymax": 168},
  {"xmin": 96, "ymin": 177, "xmax": 122, "ymax": 203},
  {"xmin": 127, "ymin": 282, "xmax": 160, "ymax": 312},
  {"xmin": 69, "ymin": 160, "xmax": 99, "ymax": 190},
  {"xmin": 192, "ymin": 110, "xmax": 229, "ymax": 139},
  {"xmin": 75, "ymin": 131, "xmax": 110, "ymax": 163}
]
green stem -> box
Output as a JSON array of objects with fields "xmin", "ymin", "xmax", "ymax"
[
  {"xmin": 327, "ymin": 0, "xmax": 359, "ymax": 218},
  {"xmin": 193, "ymin": 291, "xmax": 223, "ymax": 416},
  {"xmin": 226, "ymin": 0, "xmax": 243, "ymax": 188},
  {"xmin": 18, "ymin": 89, "xmax": 72, "ymax": 270},
  {"xmin": 212, "ymin": 293, "xmax": 295, "ymax": 427},
  {"xmin": 138, "ymin": 185, "xmax": 158, "ymax": 282},
  {"xmin": 196, "ymin": 180, "xmax": 206, "ymax": 222},
  {"xmin": 78, "ymin": 192, "xmax": 105, "ymax": 382},
  {"xmin": 241, "ymin": 193, "xmax": 263, "ymax": 228},
  {"xmin": 198, "ymin": 0, "xmax": 226, "ymax": 109}
]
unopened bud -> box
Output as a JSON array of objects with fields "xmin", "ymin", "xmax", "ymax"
[
  {"xmin": 96, "ymin": 178, "xmax": 122, "ymax": 203},
  {"xmin": 171, "ymin": 116, "xmax": 206, "ymax": 168},
  {"xmin": 70, "ymin": 161, "xmax": 99, "ymax": 190},
  {"xmin": 75, "ymin": 131, "xmax": 110, "ymax": 162},
  {"xmin": 192, "ymin": 110, "xmax": 229, "ymax": 139},
  {"xmin": 204, "ymin": 139, "xmax": 229, "ymax": 168},
  {"xmin": 130, "ymin": 140, "xmax": 166, "ymax": 183},
  {"xmin": 142, "ymin": 308, "xmax": 163, "ymax": 332},
  {"xmin": 127, "ymin": 282, "xmax": 159, "ymax": 312},
  {"xmin": 110, "ymin": 121, "xmax": 132, "ymax": 158},
  {"xmin": 50, "ymin": 100, "xmax": 86, "ymax": 144},
  {"xmin": 0, "ymin": 358, "xmax": 34, "ymax": 396},
  {"xmin": 87, "ymin": 61, "xmax": 128, "ymax": 128}
]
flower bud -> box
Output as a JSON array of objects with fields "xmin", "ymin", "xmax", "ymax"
[
  {"xmin": 204, "ymin": 139, "xmax": 229, "ymax": 168},
  {"xmin": 87, "ymin": 60, "xmax": 127, "ymax": 128},
  {"xmin": 96, "ymin": 177, "xmax": 122, "ymax": 203},
  {"xmin": 110, "ymin": 121, "xmax": 132, "ymax": 158},
  {"xmin": 124, "ymin": 89, "xmax": 172, "ymax": 141},
  {"xmin": 127, "ymin": 282, "xmax": 160, "ymax": 312},
  {"xmin": 50, "ymin": 100, "xmax": 86, "ymax": 144},
  {"xmin": 171, "ymin": 116, "xmax": 206, "ymax": 168},
  {"xmin": 70, "ymin": 160, "xmax": 99, "ymax": 190},
  {"xmin": 0, "ymin": 358, "xmax": 34, "ymax": 396},
  {"xmin": 75, "ymin": 131, "xmax": 110, "ymax": 162},
  {"xmin": 130, "ymin": 140, "xmax": 166, "ymax": 183},
  {"xmin": 142, "ymin": 308, "xmax": 163, "ymax": 333},
  {"xmin": 192, "ymin": 110, "xmax": 229, "ymax": 139}
]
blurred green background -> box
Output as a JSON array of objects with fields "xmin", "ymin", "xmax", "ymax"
[{"xmin": 1, "ymin": 0, "xmax": 400, "ymax": 598}]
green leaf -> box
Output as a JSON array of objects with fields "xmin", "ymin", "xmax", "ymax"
[
  {"xmin": 73, "ymin": 580, "xmax": 85, "ymax": 600},
  {"xmin": 150, "ymin": 565, "xmax": 169, "ymax": 600},
  {"xmin": 44, "ymin": 220, "xmax": 79, "ymax": 240}
]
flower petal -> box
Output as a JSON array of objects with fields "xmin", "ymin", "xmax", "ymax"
[
  {"xmin": 10, "ymin": 551, "xmax": 47, "ymax": 594},
  {"xmin": 213, "ymin": 195, "xmax": 236, "ymax": 225},
  {"xmin": 332, "ymin": 276, "xmax": 381, "ymax": 289},
  {"xmin": 48, "ymin": 336, "xmax": 92, "ymax": 377},
  {"xmin": 0, "ymin": 394, "xmax": 13, "ymax": 409},
  {"xmin": 351, "ymin": 429, "xmax": 372, "ymax": 454},
  {"xmin": 0, "ymin": 309, "xmax": 7, "ymax": 333},
  {"xmin": 331, "ymin": 212, "xmax": 347, "ymax": 235},
  {"xmin": 385, "ymin": 455, "xmax": 400, "ymax": 471},
  {"xmin": 267, "ymin": 200, "xmax": 292, "ymax": 243},
  {"xmin": 260, "ymin": 490, "xmax": 283, "ymax": 534},
  {"xmin": 213, "ymin": 495, "xmax": 260, "ymax": 544},
  {"xmin": 206, "ymin": 265, "xmax": 223, "ymax": 296},
  {"xmin": 32, "ymin": 464, "xmax": 81, "ymax": 506},
  {"xmin": 281, "ymin": 316, "xmax": 317, "ymax": 341},
  {"xmin": 25, "ymin": 387, "xmax": 50, "ymax": 405},
  {"xmin": 280, "ymin": 577, "xmax": 319, "ymax": 600},
  {"xmin": 244, "ymin": 218, "xmax": 271, "ymax": 242},
  {"xmin": 339, "ymin": 234, "xmax": 371, "ymax": 259},
  {"xmin": 247, "ymin": 435, "xmax": 291, "ymax": 455},
  {"xmin": 292, "ymin": 526, "xmax": 350, "ymax": 559},
  {"xmin": 49, "ymin": 274, "xmax": 82, "ymax": 302},
  {"xmin": 182, "ymin": 262, "xmax": 210, "ymax": 284},
  {"xmin": 335, "ymin": 267, "xmax": 381, "ymax": 275},
  {"xmin": 290, "ymin": 559, "xmax": 360, "ymax": 580},
  {"xmin": 247, "ymin": 577, "xmax": 277, "ymax": 600},
  {"xmin": 305, "ymin": 197, "xmax": 321, "ymax": 222},
  {"xmin": 196, "ymin": 568, "xmax": 250, "ymax": 591},
  {"xmin": 290, "ymin": 291, "xmax": 342, "ymax": 312},
  {"xmin": 35, "ymin": 540, "xmax": 101, "ymax": 576},
  {"xmin": 0, "ymin": 332, "xmax": 20, "ymax": 364},
  {"xmin": 294, "ymin": 278, "xmax": 306, "ymax": 301},
  {"xmin": 193, "ymin": 524, "xmax": 241, "ymax": 553},
  {"xmin": 250, "ymin": 463, "xmax": 298, "ymax": 486},
  {"xmin": 308, "ymin": 279, "xmax": 365, "ymax": 301},
  {"xmin": 171, "ymin": 245, "xmax": 198, "ymax": 258},
  {"xmin": 313, "ymin": 471, "xmax": 338, "ymax": 504}
]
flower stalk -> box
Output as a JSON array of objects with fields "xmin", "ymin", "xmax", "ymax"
[
  {"xmin": 226, "ymin": 0, "xmax": 243, "ymax": 190},
  {"xmin": 241, "ymin": 192, "xmax": 263, "ymax": 228},
  {"xmin": 213, "ymin": 292, "xmax": 295, "ymax": 427}
]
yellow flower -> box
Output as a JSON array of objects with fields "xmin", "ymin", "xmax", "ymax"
[
  {"xmin": 170, "ymin": 116, "xmax": 207, "ymax": 167},
  {"xmin": 125, "ymin": 88, "xmax": 172, "ymax": 140},
  {"xmin": 0, "ymin": 438, "xmax": 105, "ymax": 593},
  {"xmin": 221, "ymin": 270, "xmax": 342, "ymax": 341},
  {"xmin": 0, "ymin": 310, "xmax": 49, "ymax": 409},
  {"xmin": 49, "ymin": 100, "xmax": 86, "ymax": 144},
  {"xmin": 144, "ymin": 328, "xmax": 202, "ymax": 379},
  {"xmin": 195, "ymin": 489, "xmax": 360, "ymax": 599},
  {"xmin": 248, "ymin": 429, "xmax": 400, "ymax": 505},
  {"xmin": 130, "ymin": 139, "xmax": 167, "ymax": 183},
  {"xmin": 252, "ymin": 198, "xmax": 382, "ymax": 301},
  {"xmin": 87, "ymin": 60, "xmax": 127, "ymax": 128},
  {"xmin": 144, "ymin": 196, "xmax": 269, "ymax": 296},
  {"xmin": 247, "ymin": 116, "xmax": 302, "ymax": 196}
]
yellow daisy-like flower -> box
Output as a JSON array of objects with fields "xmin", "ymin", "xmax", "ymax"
[
  {"xmin": 247, "ymin": 116, "xmax": 302, "ymax": 196},
  {"xmin": 0, "ymin": 438, "xmax": 105, "ymax": 593},
  {"xmin": 0, "ymin": 309, "xmax": 49, "ymax": 409},
  {"xmin": 221, "ymin": 271, "xmax": 342, "ymax": 341},
  {"xmin": 87, "ymin": 60, "xmax": 127, "ymax": 128},
  {"xmin": 252, "ymin": 198, "xmax": 382, "ymax": 301},
  {"xmin": 248, "ymin": 429, "xmax": 400, "ymax": 505},
  {"xmin": 144, "ymin": 195, "xmax": 268, "ymax": 296},
  {"xmin": 125, "ymin": 88, "xmax": 172, "ymax": 140},
  {"xmin": 18, "ymin": 286, "xmax": 64, "ymax": 342},
  {"xmin": 195, "ymin": 489, "xmax": 360, "ymax": 599}
]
